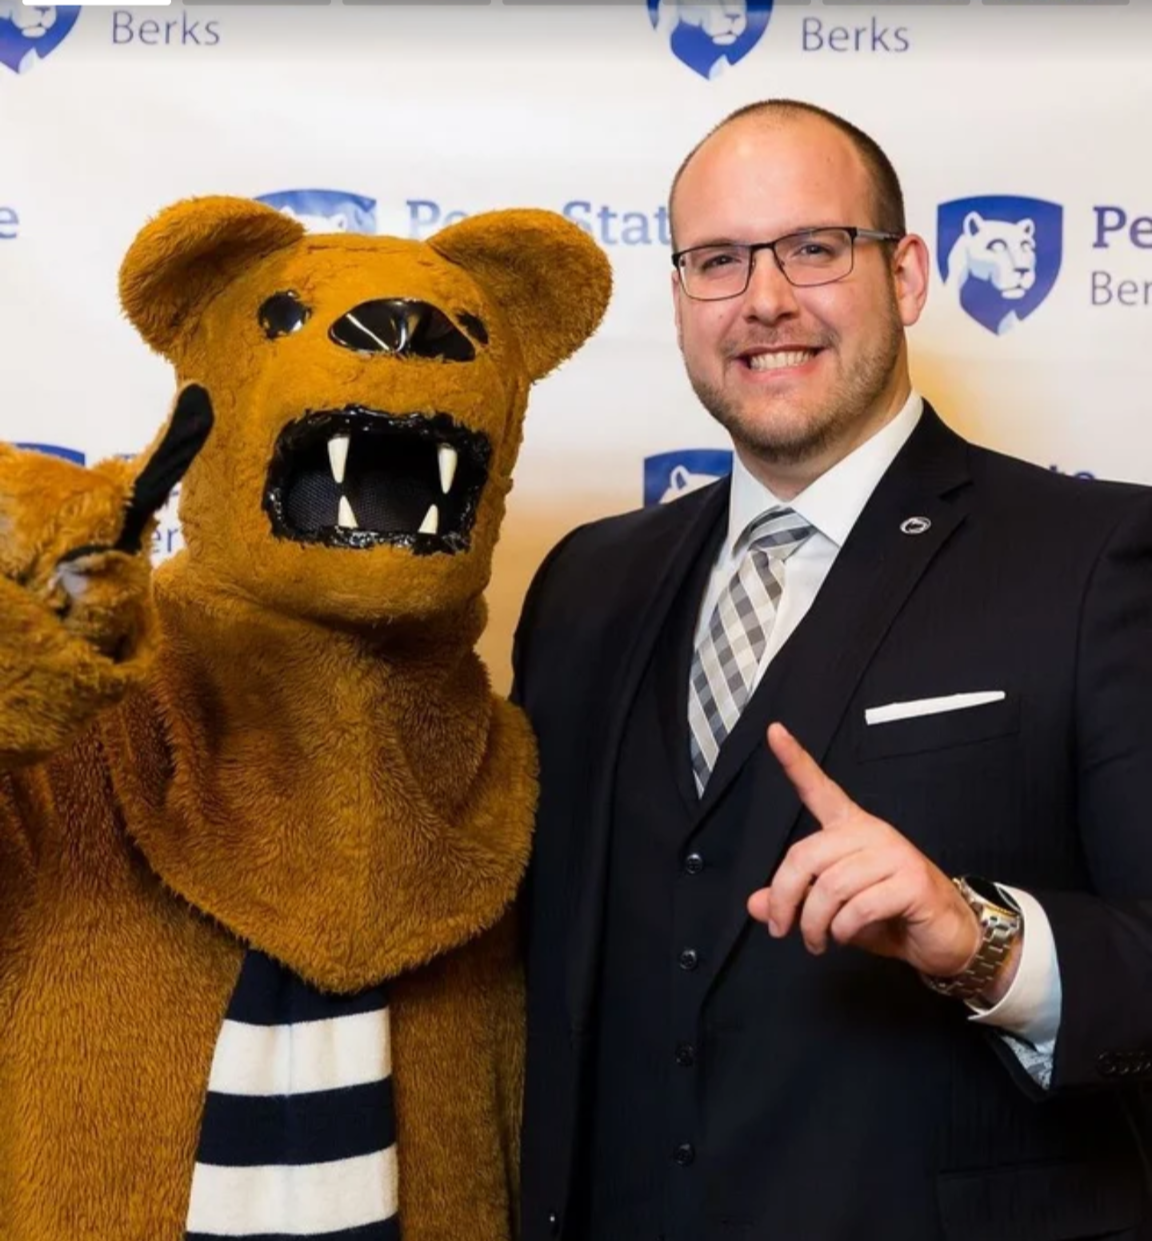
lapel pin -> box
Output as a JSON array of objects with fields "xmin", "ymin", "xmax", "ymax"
[{"xmin": 900, "ymin": 516, "xmax": 931, "ymax": 536}]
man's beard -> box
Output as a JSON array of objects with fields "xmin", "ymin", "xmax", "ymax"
[{"xmin": 687, "ymin": 304, "xmax": 903, "ymax": 467}]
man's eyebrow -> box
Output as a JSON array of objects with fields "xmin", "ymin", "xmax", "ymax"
[
  {"xmin": 678, "ymin": 237, "xmax": 744, "ymax": 249},
  {"xmin": 678, "ymin": 225, "xmax": 844, "ymax": 250}
]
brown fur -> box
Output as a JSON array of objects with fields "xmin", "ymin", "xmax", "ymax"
[{"xmin": 0, "ymin": 196, "xmax": 611, "ymax": 1239}]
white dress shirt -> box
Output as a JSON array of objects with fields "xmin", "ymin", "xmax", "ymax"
[{"xmin": 694, "ymin": 391, "xmax": 1060, "ymax": 1085}]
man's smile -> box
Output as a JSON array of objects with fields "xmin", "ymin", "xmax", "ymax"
[{"xmin": 732, "ymin": 345, "xmax": 827, "ymax": 379}]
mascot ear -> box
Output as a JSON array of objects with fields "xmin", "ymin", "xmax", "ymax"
[
  {"xmin": 428, "ymin": 209, "xmax": 612, "ymax": 383},
  {"xmin": 119, "ymin": 196, "xmax": 304, "ymax": 359}
]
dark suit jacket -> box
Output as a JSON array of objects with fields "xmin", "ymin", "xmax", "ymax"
[{"xmin": 511, "ymin": 406, "xmax": 1152, "ymax": 1241}]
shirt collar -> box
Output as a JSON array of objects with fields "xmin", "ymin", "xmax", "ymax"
[{"xmin": 726, "ymin": 391, "xmax": 924, "ymax": 554}]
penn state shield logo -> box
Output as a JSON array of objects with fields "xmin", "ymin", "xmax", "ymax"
[
  {"xmin": 644, "ymin": 449, "xmax": 732, "ymax": 507},
  {"xmin": 254, "ymin": 189, "xmax": 377, "ymax": 236},
  {"xmin": 937, "ymin": 196, "xmax": 1063, "ymax": 336},
  {"xmin": 0, "ymin": 5, "xmax": 81, "ymax": 74},
  {"xmin": 647, "ymin": 0, "xmax": 773, "ymax": 81}
]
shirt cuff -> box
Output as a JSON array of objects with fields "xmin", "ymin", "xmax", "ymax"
[{"xmin": 965, "ymin": 884, "xmax": 1062, "ymax": 1047}]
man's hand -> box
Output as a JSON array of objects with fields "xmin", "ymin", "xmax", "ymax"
[{"xmin": 747, "ymin": 723, "xmax": 1020, "ymax": 1002}]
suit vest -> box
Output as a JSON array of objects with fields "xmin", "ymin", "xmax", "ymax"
[{"xmin": 570, "ymin": 530, "xmax": 776, "ymax": 1241}]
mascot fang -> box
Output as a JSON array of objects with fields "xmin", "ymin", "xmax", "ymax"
[{"xmin": 0, "ymin": 196, "xmax": 611, "ymax": 1241}]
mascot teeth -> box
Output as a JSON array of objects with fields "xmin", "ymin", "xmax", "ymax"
[
  {"xmin": 328, "ymin": 436, "xmax": 350, "ymax": 486},
  {"xmin": 337, "ymin": 496, "xmax": 359, "ymax": 530},
  {"xmin": 263, "ymin": 407, "xmax": 491, "ymax": 555},
  {"xmin": 438, "ymin": 445, "xmax": 458, "ymax": 495}
]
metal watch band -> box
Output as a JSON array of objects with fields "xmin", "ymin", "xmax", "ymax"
[{"xmin": 922, "ymin": 877, "xmax": 1022, "ymax": 1002}]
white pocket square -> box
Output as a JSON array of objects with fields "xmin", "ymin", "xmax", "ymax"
[{"xmin": 865, "ymin": 691, "xmax": 1006, "ymax": 726}]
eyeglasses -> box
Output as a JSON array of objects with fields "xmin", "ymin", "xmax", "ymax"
[{"xmin": 671, "ymin": 226, "xmax": 905, "ymax": 301}]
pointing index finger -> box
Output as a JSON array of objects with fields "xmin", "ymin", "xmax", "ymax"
[{"xmin": 767, "ymin": 722, "xmax": 855, "ymax": 828}]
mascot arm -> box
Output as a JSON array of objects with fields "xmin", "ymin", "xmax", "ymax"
[
  {"xmin": 491, "ymin": 919, "xmax": 527, "ymax": 1240},
  {"xmin": 0, "ymin": 385, "xmax": 211, "ymax": 771}
]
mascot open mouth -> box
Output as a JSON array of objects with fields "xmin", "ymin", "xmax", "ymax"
[{"xmin": 263, "ymin": 408, "xmax": 490, "ymax": 554}]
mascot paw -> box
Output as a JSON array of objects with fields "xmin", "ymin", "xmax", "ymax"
[
  {"xmin": 0, "ymin": 384, "xmax": 213, "ymax": 662},
  {"xmin": 0, "ymin": 385, "xmax": 212, "ymax": 765}
]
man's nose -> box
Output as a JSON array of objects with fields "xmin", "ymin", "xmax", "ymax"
[{"xmin": 741, "ymin": 252, "xmax": 801, "ymax": 323}]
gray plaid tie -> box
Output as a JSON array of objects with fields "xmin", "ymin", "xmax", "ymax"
[{"xmin": 688, "ymin": 507, "xmax": 815, "ymax": 795}]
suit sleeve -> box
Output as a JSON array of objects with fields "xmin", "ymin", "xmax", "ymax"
[
  {"xmin": 1032, "ymin": 493, "xmax": 1152, "ymax": 1093},
  {"xmin": 508, "ymin": 523, "xmax": 588, "ymax": 966},
  {"xmin": 509, "ymin": 524, "xmax": 586, "ymax": 711},
  {"xmin": 968, "ymin": 887, "xmax": 1061, "ymax": 1088}
]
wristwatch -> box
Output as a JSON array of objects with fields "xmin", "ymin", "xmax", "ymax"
[{"xmin": 921, "ymin": 876, "xmax": 1023, "ymax": 1003}]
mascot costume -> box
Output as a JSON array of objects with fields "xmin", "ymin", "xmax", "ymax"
[{"xmin": 0, "ymin": 196, "xmax": 611, "ymax": 1240}]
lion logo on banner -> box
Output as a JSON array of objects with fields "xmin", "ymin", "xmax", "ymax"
[
  {"xmin": 946, "ymin": 213, "xmax": 1037, "ymax": 301},
  {"xmin": 644, "ymin": 450, "xmax": 733, "ymax": 507},
  {"xmin": 938, "ymin": 196, "xmax": 1063, "ymax": 336},
  {"xmin": 660, "ymin": 465, "xmax": 721, "ymax": 504},
  {"xmin": 253, "ymin": 190, "xmax": 377, "ymax": 236},
  {"xmin": 647, "ymin": 0, "xmax": 773, "ymax": 80},
  {"xmin": 0, "ymin": 3, "xmax": 80, "ymax": 74}
]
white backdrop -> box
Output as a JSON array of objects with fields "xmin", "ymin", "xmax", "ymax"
[{"xmin": 4, "ymin": 1, "xmax": 1152, "ymax": 685}]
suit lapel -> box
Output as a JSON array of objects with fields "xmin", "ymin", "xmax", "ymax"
[
  {"xmin": 565, "ymin": 481, "xmax": 728, "ymax": 1030},
  {"xmin": 697, "ymin": 405, "xmax": 975, "ymax": 994}
]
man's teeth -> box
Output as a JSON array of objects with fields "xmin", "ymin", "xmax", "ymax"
[
  {"xmin": 418, "ymin": 504, "xmax": 440, "ymax": 535},
  {"xmin": 438, "ymin": 444, "xmax": 458, "ymax": 495},
  {"xmin": 748, "ymin": 350, "xmax": 815, "ymax": 371},
  {"xmin": 338, "ymin": 496, "xmax": 359, "ymax": 530},
  {"xmin": 328, "ymin": 435, "xmax": 350, "ymax": 485}
]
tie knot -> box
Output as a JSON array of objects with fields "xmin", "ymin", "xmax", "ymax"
[{"xmin": 740, "ymin": 507, "xmax": 815, "ymax": 560}]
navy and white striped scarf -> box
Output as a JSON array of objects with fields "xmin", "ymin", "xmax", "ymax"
[{"xmin": 185, "ymin": 949, "xmax": 400, "ymax": 1240}]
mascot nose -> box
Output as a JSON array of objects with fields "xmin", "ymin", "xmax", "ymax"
[{"xmin": 329, "ymin": 299, "xmax": 476, "ymax": 362}]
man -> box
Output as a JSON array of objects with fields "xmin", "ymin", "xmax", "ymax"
[{"xmin": 511, "ymin": 99, "xmax": 1152, "ymax": 1241}]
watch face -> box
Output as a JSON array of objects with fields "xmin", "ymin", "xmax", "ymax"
[{"xmin": 963, "ymin": 876, "xmax": 1017, "ymax": 917}]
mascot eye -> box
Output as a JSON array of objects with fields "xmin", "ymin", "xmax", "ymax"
[
  {"xmin": 259, "ymin": 292, "xmax": 312, "ymax": 340},
  {"xmin": 457, "ymin": 312, "xmax": 489, "ymax": 345}
]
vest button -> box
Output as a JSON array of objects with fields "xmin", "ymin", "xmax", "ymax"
[
  {"xmin": 678, "ymin": 948, "xmax": 699, "ymax": 971},
  {"xmin": 547, "ymin": 1211, "xmax": 560, "ymax": 1235},
  {"xmin": 675, "ymin": 1042, "xmax": 696, "ymax": 1067},
  {"xmin": 684, "ymin": 852, "xmax": 705, "ymax": 875},
  {"xmin": 673, "ymin": 1142, "xmax": 696, "ymax": 1166}
]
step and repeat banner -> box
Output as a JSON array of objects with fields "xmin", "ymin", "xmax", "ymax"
[{"xmin": 3, "ymin": 1, "xmax": 1151, "ymax": 688}]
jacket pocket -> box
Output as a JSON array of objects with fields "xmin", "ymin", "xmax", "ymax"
[
  {"xmin": 936, "ymin": 1158, "xmax": 1145, "ymax": 1241},
  {"xmin": 856, "ymin": 693, "xmax": 1020, "ymax": 762}
]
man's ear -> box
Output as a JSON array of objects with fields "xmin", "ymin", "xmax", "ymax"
[
  {"xmin": 119, "ymin": 196, "xmax": 303, "ymax": 359},
  {"xmin": 428, "ymin": 209, "xmax": 612, "ymax": 383},
  {"xmin": 671, "ymin": 269, "xmax": 686, "ymax": 353}
]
